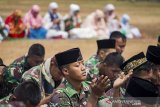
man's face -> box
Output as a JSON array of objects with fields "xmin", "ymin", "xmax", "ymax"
[
  {"xmin": 99, "ymin": 63, "xmax": 121, "ymax": 80},
  {"xmin": 115, "ymin": 38, "xmax": 126, "ymax": 54},
  {"xmin": 98, "ymin": 49, "xmax": 115, "ymax": 61},
  {"xmin": 28, "ymin": 55, "xmax": 44, "ymax": 67},
  {"xmin": 64, "ymin": 60, "xmax": 86, "ymax": 82}
]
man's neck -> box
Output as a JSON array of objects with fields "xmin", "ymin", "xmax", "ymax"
[{"xmin": 67, "ymin": 78, "xmax": 82, "ymax": 93}]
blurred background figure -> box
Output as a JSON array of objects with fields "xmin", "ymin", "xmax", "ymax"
[
  {"xmin": 104, "ymin": 4, "xmax": 120, "ymax": 34},
  {"xmin": 82, "ymin": 9, "xmax": 109, "ymax": 39},
  {"xmin": 43, "ymin": 2, "xmax": 68, "ymax": 39},
  {"xmin": 64, "ymin": 4, "xmax": 81, "ymax": 33},
  {"xmin": 24, "ymin": 5, "xmax": 47, "ymax": 39},
  {"xmin": 120, "ymin": 14, "xmax": 142, "ymax": 39},
  {"xmin": 0, "ymin": 16, "xmax": 8, "ymax": 42},
  {"xmin": 5, "ymin": 10, "xmax": 25, "ymax": 38}
]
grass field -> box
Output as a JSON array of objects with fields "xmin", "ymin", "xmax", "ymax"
[{"xmin": 0, "ymin": 0, "xmax": 160, "ymax": 64}]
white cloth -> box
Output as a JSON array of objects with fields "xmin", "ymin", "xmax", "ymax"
[{"xmin": 46, "ymin": 29, "xmax": 68, "ymax": 39}]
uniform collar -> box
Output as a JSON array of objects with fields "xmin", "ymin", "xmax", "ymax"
[{"xmin": 63, "ymin": 80, "xmax": 90, "ymax": 97}]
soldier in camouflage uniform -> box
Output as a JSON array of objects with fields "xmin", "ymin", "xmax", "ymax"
[
  {"xmin": 22, "ymin": 57, "xmax": 63, "ymax": 105},
  {"xmin": 109, "ymin": 31, "xmax": 126, "ymax": 54},
  {"xmin": 3, "ymin": 43, "xmax": 45, "ymax": 95},
  {"xmin": 97, "ymin": 52, "xmax": 133, "ymax": 107},
  {"xmin": 48, "ymin": 48, "xmax": 112, "ymax": 107},
  {"xmin": 85, "ymin": 39, "xmax": 116, "ymax": 81},
  {"xmin": 0, "ymin": 80, "xmax": 41, "ymax": 107}
]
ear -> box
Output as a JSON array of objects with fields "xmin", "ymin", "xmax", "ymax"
[{"xmin": 62, "ymin": 67, "xmax": 69, "ymax": 76}]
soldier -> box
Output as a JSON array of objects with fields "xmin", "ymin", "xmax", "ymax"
[
  {"xmin": 22, "ymin": 57, "xmax": 63, "ymax": 105},
  {"xmin": 109, "ymin": 31, "xmax": 126, "ymax": 54},
  {"xmin": 0, "ymin": 80, "xmax": 41, "ymax": 107},
  {"xmin": 97, "ymin": 52, "xmax": 132, "ymax": 107},
  {"xmin": 49, "ymin": 48, "xmax": 111, "ymax": 107},
  {"xmin": 85, "ymin": 39, "xmax": 116, "ymax": 81},
  {"xmin": 0, "ymin": 58, "xmax": 11, "ymax": 99},
  {"xmin": 121, "ymin": 52, "xmax": 159, "ymax": 106},
  {"xmin": 4, "ymin": 43, "xmax": 45, "ymax": 95}
]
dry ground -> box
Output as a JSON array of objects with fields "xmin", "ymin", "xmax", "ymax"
[
  {"xmin": 0, "ymin": 39, "xmax": 157, "ymax": 65},
  {"xmin": 0, "ymin": 0, "xmax": 160, "ymax": 64}
]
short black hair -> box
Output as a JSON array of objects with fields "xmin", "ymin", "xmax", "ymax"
[
  {"xmin": 103, "ymin": 52, "xmax": 124, "ymax": 67},
  {"xmin": 14, "ymin": 80, "xmax": 41, "ymax": 106},
  {"xmin": 110, "ymin": 31, "xmax": 126, "ymax": 40},
  {"xmin": 28, "ymin": 43, "xmax": 45, "ymax": 57}
]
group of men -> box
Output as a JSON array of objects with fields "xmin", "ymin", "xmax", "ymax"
[{"xmin": 0, "ymin": 31, "xmax": 159, "ymax": 107}]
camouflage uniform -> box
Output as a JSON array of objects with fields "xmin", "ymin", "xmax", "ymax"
[
  {"xmin": 22, "ymin": 58, "xmax": 59, "ymax": 98},
  {"xmin": 4, "ymin": 55, "xmax": 30, "ymax": 86},
  {"xmin": 85, "ymin": 55, "xmax": 101, "ymax": 81},
  {"xmin": 97, "ymin": 88, "xmax": 126, "ymax": 107},
  {"xmin": 49, "ymin": 80, "xmax": 91, "ymax": 107},
  {"xmin": 0, "ymin": 94, "xmax": 26, "ymax": 107}
]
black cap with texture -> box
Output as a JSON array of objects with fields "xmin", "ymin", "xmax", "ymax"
[
  {"xmin": 120, "ymin": 52, "xmax": 147, "ymax": 73},
  {"xmin": 55, "ymin": 48, "xmax": 83, "ymax": 67}
]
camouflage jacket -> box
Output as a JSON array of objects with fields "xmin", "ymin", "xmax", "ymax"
[
  {"xmin": 85, "ymin": 55, "xmax": 101, "ymax": 81},
  {"xmin": 0, "ymin": 94, "xmax": 26, "ymax": 107},
  {"xmin": 22, "ymin": 58, "xmax": 57, "ymax": 97},
  {"xmin": 49, "ymin": 80, "xmax": 91, "ymax": 107},
  {"xmin": 4, "ymin": 55, "xmax": 30, "ymax": 85}
]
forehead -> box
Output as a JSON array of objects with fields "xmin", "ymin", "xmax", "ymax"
[{"xmin": 116, "ymin": 38, "xmax": 126, "ymax": 44}]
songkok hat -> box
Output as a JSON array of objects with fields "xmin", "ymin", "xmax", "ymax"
[
  {"xmin": 120, "ymin": 52, "xmax": 147, "ymax": 74},
  {"xmin": 55, "ymin": 48, "xmax": 83, "ymax": 67},
  {"xmin": 146, "ymin": 45, "xmax": 160, "ymax": 65},
  {"xmin": 96, "ymin": 39, "xmax": 115, "ymax": 50}
]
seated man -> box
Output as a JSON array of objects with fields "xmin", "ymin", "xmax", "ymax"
[
  {"xmin": 110, "ymin": 31, "xmax": 126, "ymax": 54},
  {"xmin": 4, "ymin": 43, "xmax": 45, "ymax": 95},
  {"xmin": 121, "ymin": 52, "xmax": 159, "ymax": 106},
  {"xmin": 0, "ymin": 80, "xmax": 41, "ymax": 107},
  {"xmin": 85, "ymin": 39, "xmax": 116, "ymax": 81},
  {"xmin": 22, "ymin": 57, "xmax": 63, "ymax": 105},
  {"xmin": 49, "ymin": 48, "xmax": 111, "ymax": 106},
  {"xmin": 0, "ymin": 16, "xmax": 8, "ymax": 41}
]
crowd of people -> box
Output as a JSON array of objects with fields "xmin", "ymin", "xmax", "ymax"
[
  {"xmin": 0, "ymin": 31, "xmax": 159, "ymax": 107},
  {"xmin": 0, "ymin": 2, "xmax": 142, "ymax": 42}
]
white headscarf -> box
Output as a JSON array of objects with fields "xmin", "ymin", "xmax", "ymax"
[
  {"xmin": 104, "ymin": 4, "xmax": 115, "ymax": 12},
  {"xmin": 49, "ymin": 2, "xmax": 58, "ymax": 10},
  {"xmin": 70, "ymin": 4, "xmax": 80, "ymax": 15}
]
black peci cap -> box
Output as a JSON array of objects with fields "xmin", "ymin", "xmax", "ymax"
[
  {"xmin": 55, "ymin": 48, "xmax": 83, "ymax": 67},
  {"xmin": 96, "ymin": 39, "xmax": 115, "ymax": 50},
  {"xmin": 146, "ymin": 45, "xmax": 160, "ymax": 65},
  {"xmin": 120, "ymin": 52, "xmax": 147, "ymax": 74}
]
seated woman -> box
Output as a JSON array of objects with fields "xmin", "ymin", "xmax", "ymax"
[
  {"xmin": 82, "ymin": 9, "xmax": 109, "ymax": 39},
  {"xmin": 64, "ymin": 4, "xmax": 82, "ymax": 32},
  {"xmin": 24, "ymin": 5, "xmax": 47, "ymax": 39},
  {"xmin": 0, "ymin": 16, "xmax": 8, "ymax": 41},
  {"xmin": 5, "ymin": 10, "xmax": 25, "ymax": 38},
  {"xmin": 43, "ymin": 2, "xmax": 68, "ymax": 39},
  {"xmin": 120, "ymin": 14, "xmax": 142, "ymax": 39}
]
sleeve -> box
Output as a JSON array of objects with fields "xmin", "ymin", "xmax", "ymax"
[{"xmin": 49, "ymin": 91, "xmax": 72, "ymax": 107}]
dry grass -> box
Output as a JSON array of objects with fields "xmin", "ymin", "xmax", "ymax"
[
  {"xmin": 0, "ymin": 0, "xmax": 159, "ymax": 65},
  {"xmin": 0, "ymin": 39, "xmax": 157, "ymax": 65}
]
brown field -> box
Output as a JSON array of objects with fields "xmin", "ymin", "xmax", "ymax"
[
  {"xmin": 0, "ymin": 0, "xmax": 159, "ymax": 65},
  {"xmin": 0, "ymin": 39, "xmax": 157, "ymax": 65}
]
